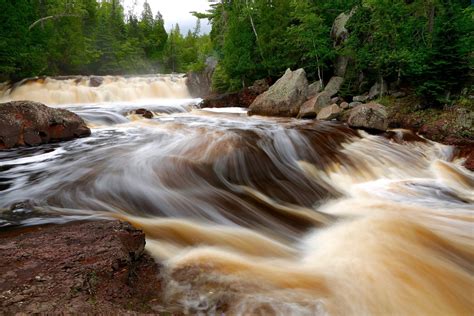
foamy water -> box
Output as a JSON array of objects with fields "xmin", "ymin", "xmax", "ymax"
[{"xmin": 0, "ymin": 76, "xmax": 473, "ymax": 315}]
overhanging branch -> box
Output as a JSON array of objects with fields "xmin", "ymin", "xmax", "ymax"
[{"xmin": 29, "ymin": 14, "xmax": 80, "ymax": 31}]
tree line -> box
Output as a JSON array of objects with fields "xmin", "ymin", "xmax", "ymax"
[
  {"xmin": 0, "ymin": 0, "xmax": 211, "ymax": 81},
  {"xmin": 200, "ymin": 0, "xmax": 472, "ymax": 104}
]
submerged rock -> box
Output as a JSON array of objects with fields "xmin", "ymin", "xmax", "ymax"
[
  {"xmin": 249, "ymin": 68, "xmax": 308, "ymax": 117},
  {"xmin": 89, "ymin": 76, "xmax": 104, "ymax": 87},
  {"xmin": 348, "ymin": 102, "xmax": 388, "ymax": 132},
  {"xmin": 0, "ymin": 101, "xmax": 90, "ymax": 149}
]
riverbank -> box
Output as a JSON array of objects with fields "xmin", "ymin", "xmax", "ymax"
[{"xmin": 0, "ymin": 221, "xmax": 163, "ymax": 314}]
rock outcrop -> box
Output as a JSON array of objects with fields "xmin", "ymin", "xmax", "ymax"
[
  {"xmin": 0, "ymin": 101, "xmax": 91, "ymax": 149},
  {"xmin": 348, "ymin": 102, "xmax": 388, "ymax": 132},
  {"xmin": 249, "ymin": 68, "xmax": 308, "ymax": 117},
  {"xmin": 186, "ymin": 57, "xmax": 218, "ymax": 98},
  {"xmin": 200, "ymin": 78, "xmax": 270, "ymax": 109},
  {"xmin": 0, "ymin": 221, "xmax": 162, "ymax": 314}
]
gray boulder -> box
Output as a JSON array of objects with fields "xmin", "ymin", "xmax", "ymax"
[
  {"xmin": 307, "ymin": 81, "xmax": 323, "ymax": 98},
  {"xmin": 317, "ymin": 104, "xmax": 342, "ymax": 121},
  {"xmin": 324, "ymin": 76, "xmax": 344, "ymax": 97},
  {"xmin": 368, "ymin": 80, "xmax": 388, "ymax": 100},
  {"xmin": 348, "ymin": 102, "xmax": 388, "ymax": 131},
  {"xmin": 331, "ymin": 10, "xmax": 355, "ymax": 46},
  {"xmin": 249, "ymin": 68, "xmax": 308, "ymax": 117},
  {"xmin": 297, "ymin": 91, "xmax": 331, "ymax": 118}
]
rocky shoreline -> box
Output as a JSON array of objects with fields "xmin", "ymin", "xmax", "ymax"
[{"xmin": 0, "ymin": 221, "xmax": 163, "ymax": 314}]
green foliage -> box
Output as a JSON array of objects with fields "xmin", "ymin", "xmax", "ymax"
[
  {"xmin": 0, "ymin": 0, "xmax": 211, "ymax": 79},
  {"xmin": 201, "ymin": 0, "xmax": 472, "ymax": 102}
]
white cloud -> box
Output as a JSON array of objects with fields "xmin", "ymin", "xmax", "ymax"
[{"xmin": 124, "ymin": 0, "xmax": 212, "ymax": 34}]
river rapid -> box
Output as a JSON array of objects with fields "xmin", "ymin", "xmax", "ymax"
[{"xmin": 0, "ymin": 76, "xmax": 473, "ymax": 315}]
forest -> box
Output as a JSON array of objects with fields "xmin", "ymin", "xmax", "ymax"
[
  {"xmin": 0, "ymin": 0, "xmax": 472, "ymax": 104},
  {"xmin": 0, "ymin": 0, "xmax": 211, "ymax": 80}
]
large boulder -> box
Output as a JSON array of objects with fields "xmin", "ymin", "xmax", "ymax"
[
  {"xmin": 297, "ymin": 91, "xmax": 331, "ymax": 118},
  {"xmin": 348, "ymin": 102, "xmax": 388, "ymax": 132},
  {"xmin": 249, "ymin": 68, "xmax": 308, "ymax": 117},
  {"xmin": 324, "ymin": 76, "xmax": 344, "ymax": 97},
  {"xmin": 317, "ymin": 104, "xmax": 342, "ymax": 121},
  {"xmin": 0, "ymin": 101, "xmax": 91, "ymax": 149}
]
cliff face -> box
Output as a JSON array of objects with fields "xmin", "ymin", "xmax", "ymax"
[{"xmin": 0, "ymin": 221, "xmax": 163, "ymax": 314}]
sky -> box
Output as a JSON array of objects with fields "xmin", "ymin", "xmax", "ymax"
[{"xmin": 124, "ymin": 0, "xmax": 212, "ymax": 34}]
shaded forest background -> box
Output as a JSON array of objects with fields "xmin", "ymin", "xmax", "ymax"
[{"xmin": 0, "ymin": 0, "xmax": 472, "ymax": 104}]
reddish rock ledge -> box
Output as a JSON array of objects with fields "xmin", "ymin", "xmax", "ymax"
[{"xmin": 0, "ymin": 221, "xmax": 163, "ymax": 314}]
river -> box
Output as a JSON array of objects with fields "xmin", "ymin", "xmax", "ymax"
[{"xmin": 0, "ymin": 75, "xmax": 473, "ymax": 315}]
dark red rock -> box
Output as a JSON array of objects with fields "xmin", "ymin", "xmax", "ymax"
[
  {"xmin": 0, "ymin": 101, "xmax": 90, "ymax": 149},
  {"xmin": 134, "ymin": 108, "xmax": 154, "ymax": 119},
  {"xmin": 0, "ymin": 220, "xmax": 162, "ymax": 314}
]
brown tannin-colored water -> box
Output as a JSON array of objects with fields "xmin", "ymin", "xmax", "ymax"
[{"xmin": 0, "ymin": 76, "xmax": 473, "ymax": 315}]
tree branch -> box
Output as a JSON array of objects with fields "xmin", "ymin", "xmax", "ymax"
[{"xmin": 29, "ymin": 14, "xmax": 80, "ymax": 31}]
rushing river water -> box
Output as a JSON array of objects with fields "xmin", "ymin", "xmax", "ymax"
[{"xmin": 0, "ymin": 76, "xmax": 473, "ymax": 315}]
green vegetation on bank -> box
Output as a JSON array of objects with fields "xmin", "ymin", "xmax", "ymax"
[
  {"xmin": 198, "ymin": 0, "xmax": 472, "ymax": 105},
  {"xmin": 0, "ymin": 0, "xmax": 211, "ymax": 81}
]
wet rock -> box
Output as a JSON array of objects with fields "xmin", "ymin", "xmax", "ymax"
[
  {"xmin": 89, "ymin": 76, "xmax": 103, "ymax": 88},
  {"xmin": 0, "ymin": 101, "xmax": 90, "ymax": 149},
  {"xmin": 307, "ymin": 81, "xmax": 323, "ymax": 98},
  {"xmin": 297, "ymin": 92, "xmax": 331, "ymax": 119},
  {"xmin": 317, "ymin": 104, "xmax": 342, "ymax": 121},
  {"xmin": 348, "ymin": 102, "xmax": 388, "ymax": 132},
  {"xmin": 200, "ymin": 79, "xmax": 270, "ymax": 109},
  {"xmin": 368, "ymin": 80, "xmax": 388, "ymax": 100},
  {"xmin": 200, "ymin": 92, "xmax": 241, "ymax": 108},
  {"xmin": 324, "ymin": 76, "xmax": 344, "ymax": 97},
  {"xmin": 0, "ymin": 221, "xmax": 162, "ymax": 314},
  {"xmin": 353, "ymin": 95, "xmax": 369, "ymax": 102},
  {"xmin": 249, "ymin": 68, "xmax": 308, "ymax": 117},
  {"xmin": 134, "ymin": 108, "xmax": 153, "ymax": 119}
]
